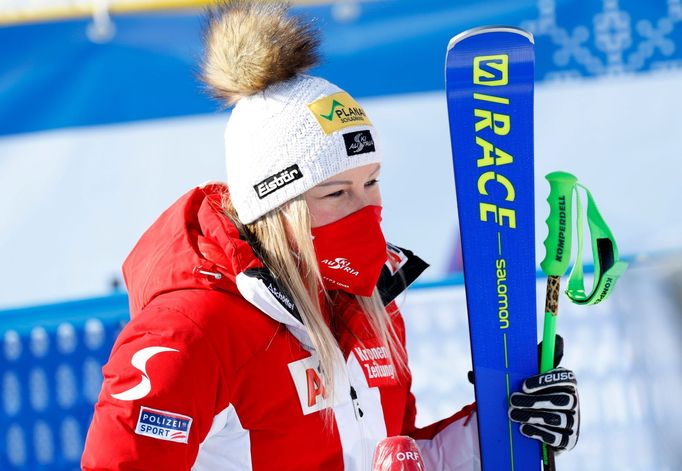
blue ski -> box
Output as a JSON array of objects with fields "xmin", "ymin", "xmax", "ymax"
[{"xmin": 445, "ymin": 27, "xmax": 539, "ymax": 470}]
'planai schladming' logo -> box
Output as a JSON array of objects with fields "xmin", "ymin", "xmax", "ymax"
[
  {"xmin": 319, "ymin": 99, "xmax": 345, "ymax": 121},
  {"xmin": 307, "ymin": 92, "xmax": 372, "ymax": 135},
  {"xmin": 254, "ymin": 164, "xmax": 303, "ymax": 199}
]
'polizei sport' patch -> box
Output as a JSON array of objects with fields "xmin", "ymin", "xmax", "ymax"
[
  {"xmin": 135, "ymin": 406, "xmax": 192, "ymax": 444},
  {"xmin": 307, "ymin": 92, "xmax": 372, "ymax": 135}
]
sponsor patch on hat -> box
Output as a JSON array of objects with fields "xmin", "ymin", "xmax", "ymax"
[
  {"xmin": 308, "ymin": 92, "xmax": 372, "ymax": 135},
  {"xmin": 253, "ymin": 164, "xmax": 303, "ymax": 199},
  {"xmin": 343, "ymin": 130, "xmax": 376, "ymax": 156},
  {"xmin": 135, "ymin": 406, "xmax": 192, "ymax": 444}
]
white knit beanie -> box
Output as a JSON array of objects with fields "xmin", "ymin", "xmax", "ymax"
[
  {"xmin": 224, "ymin": 75, "xmax": 382, "ymax": 223},
  {"xmin": 201, "ymin": 3, "xmax": 382, "ymax": 224}
]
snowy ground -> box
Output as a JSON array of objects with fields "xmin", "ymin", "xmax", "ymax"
[{"xmin": 1, "ymin": 69, "xmax": 681, "ymax": 308}]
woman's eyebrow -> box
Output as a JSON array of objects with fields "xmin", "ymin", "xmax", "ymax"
[
  {"xmin": 316, "ymin": 167, "xmax": 381, "ymax": 187},
  {"xmin": 317, "ymin": 179, "xmax": 352, "ymax": 187}
]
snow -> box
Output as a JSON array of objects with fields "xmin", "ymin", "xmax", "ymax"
[{"xmin": 1, "ymin": 69, "xmax": 681, "ymax": 308}]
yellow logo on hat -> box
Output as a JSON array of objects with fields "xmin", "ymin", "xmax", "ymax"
[{"xmin": 308, "ymin": 92, "xmax": 372, "ymax": 135}]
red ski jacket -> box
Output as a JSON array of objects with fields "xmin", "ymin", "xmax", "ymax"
[{"xmin": 81, "ymin": 184, "xmax": 480, "ymax": 470}]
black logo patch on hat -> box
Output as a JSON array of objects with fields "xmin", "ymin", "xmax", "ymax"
[
  {"xmin": 254, "ymin": 164, "xmax": 303, "ymax": 199},
  {"xmin": 343, "ymin": 130, "xmax": 376, "ymax": 156}
]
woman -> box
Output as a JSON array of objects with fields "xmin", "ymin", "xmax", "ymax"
[{"xmin": 82, "ymin": 3, "xmax": 579, "ymax": 470}]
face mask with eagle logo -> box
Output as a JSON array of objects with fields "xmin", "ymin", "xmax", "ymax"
[{"xmin": 311, "ymin": 205, "xmax": 387, "ymax": 297}]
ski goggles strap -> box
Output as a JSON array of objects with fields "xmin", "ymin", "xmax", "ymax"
[{"xmin": 565, "ymin": 183, "xmax": 628, "ymax": 305}]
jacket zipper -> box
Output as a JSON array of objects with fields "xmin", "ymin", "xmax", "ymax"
[{"xmin": 350, "ymin": 385, "xmax": 369, "ymax": 470}]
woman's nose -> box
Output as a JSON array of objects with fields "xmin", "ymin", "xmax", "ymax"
[{"xmin": 350, "ymin": 189, "xmax": 373, "ymax": 213}]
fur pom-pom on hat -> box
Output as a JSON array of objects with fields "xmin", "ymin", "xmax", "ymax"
[{"xmin": 201, "ymin": 1, "xmax": 320, "ymax": 105}]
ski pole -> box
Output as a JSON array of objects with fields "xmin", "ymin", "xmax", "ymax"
[
  {"xmin": 539, "ymin": 275, "xmax": 560, "ymax": 470},
  {"xmin": 538, "ymin": 171, "xmax": 629, "ymax": 469},
  {"xmin": 539, "ymin": 171, "xmax": 577, "ymax": 471}
]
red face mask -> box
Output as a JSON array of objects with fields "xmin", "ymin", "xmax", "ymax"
[{"xmin": 311, "ymin": 205, "xmax": 387, "ymax": 297}]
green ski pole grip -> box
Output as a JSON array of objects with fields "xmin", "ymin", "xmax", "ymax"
[
  {"xmin": 540, "ymin": 171, "xmax": 577, "ymax": 277},
  {"xmin": 540, "ymin": 309, "xmax": 557, "ymax": 373},
  {"xmin": 538, "ymin": 172, "xmax": 576, "ymax": 470}
]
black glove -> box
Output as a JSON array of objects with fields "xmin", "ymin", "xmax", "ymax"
[
  {"xmin": 538, "ymin": 334, "xmax": 564, "ymax": 370},
  {"xmin": 508, "ymin": 367, "xmax": 580, "ymax": 452}
]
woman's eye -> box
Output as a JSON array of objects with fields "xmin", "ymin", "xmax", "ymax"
[
  {"xmin": 365, "ymin": 179, "xmax": 379, "ymax": 187},
  {"xmin": 325, "ymin": 190, "xmax": 344, "ymax": 198}
]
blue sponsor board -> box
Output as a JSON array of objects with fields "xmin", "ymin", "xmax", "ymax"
[{"xmin": 446, "ymin": 27, "xmax": 539, "ymax": 470}]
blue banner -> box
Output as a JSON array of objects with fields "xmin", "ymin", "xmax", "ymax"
[
  {"xmin": 0, "ymin": 295, "xmax": 128, "ymax": 470},
  {"xmin": 1, "ymin": 0, "xmax": 680, "ymax": 136}
]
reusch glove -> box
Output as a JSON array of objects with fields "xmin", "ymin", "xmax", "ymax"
[{"xmin": 508, "ymin": 367, "xmax": 580, "ymax": 452}]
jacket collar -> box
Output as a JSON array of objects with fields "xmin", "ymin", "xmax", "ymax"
[
  {"xmin": 234, "ymin": 243, "xmax": 429, "ymax": 335},
  {"xmin": 123, "ymin": 183, "xmax": 428, "ymax": 335}
]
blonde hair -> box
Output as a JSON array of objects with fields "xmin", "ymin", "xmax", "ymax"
[{"xmin": 223, "ymin": 194, "xmax": 406, "ymax": 412}]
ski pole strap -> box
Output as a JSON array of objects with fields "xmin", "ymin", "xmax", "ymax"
[{"xmin": 564, "ymin": 182, "xmax": 628, "ymax": 305}]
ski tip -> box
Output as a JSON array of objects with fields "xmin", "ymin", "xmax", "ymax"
[{"xmin": 447, "ymin": 25, "xmax": 534, "ymax": 52}]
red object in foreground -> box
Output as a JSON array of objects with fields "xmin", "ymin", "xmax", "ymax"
[{"xmin": 372, "ymin": 436, "xmax": 426, "ymax": 470}]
